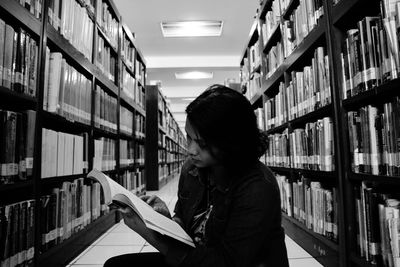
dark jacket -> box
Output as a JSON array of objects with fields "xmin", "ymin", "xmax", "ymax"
[{"xmin": 166, "ymin": 159, "xmax": 289, "ymax": 267}]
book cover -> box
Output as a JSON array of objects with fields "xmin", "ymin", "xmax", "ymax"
[{"xmin": 87, "ymin": 169, "xmax": 195, "ymax": 247}]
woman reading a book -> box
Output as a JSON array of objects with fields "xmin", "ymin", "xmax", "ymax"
[{"xmin": 104, "ymin": 84, "xmax": 289, "ymax": 267}]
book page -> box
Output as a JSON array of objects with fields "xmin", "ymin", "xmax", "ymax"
[{"xmin": 87, "ymin": 169, "xmax": 194, "ymax": 247}]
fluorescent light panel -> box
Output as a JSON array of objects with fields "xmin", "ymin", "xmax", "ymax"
[
  {"xmin": 161, "ymin": 20, "xmax": 223, "ymax": 37},
  {"xmin": 175, "ymin": 71, "xmax": 213, "ymax": 80}
]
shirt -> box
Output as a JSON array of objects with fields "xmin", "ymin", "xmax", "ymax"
[{"xmin": 166, "ymin": 158, "xmax": 289, "ymax": 267}]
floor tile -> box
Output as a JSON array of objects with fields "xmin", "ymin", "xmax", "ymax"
[
  {"xmin": 289, "ymin": 257, "xmax": 323, "ymax": 267},
  {"xmin": 95, "ymin": 232, "xmax": 146, "ymax": 246},
  {"xmin": 73, "ymin": 245, "xmax": 143, "ymax": 265},
  {"xmin": 285, "ymin": 236, "xmax": 312, "ymax": 259}
]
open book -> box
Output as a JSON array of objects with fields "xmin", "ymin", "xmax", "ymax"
[{"xmin": 87, "ymin": 169, "xmax": 195, "ymax": 247}]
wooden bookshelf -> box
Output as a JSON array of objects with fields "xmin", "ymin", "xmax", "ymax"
[
  {"xmin": 145, "ymin": 85, "xmax": 186, "ymax": 190},
  {"xmin": 0, "ymin": 0, "xmax": 148, "ymax": 266}
]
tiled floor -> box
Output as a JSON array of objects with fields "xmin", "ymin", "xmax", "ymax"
[{"xmin": 67, "ymin": 175, "xmax": 322, "ymax": 267}]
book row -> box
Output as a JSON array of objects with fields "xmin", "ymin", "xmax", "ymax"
[
  {"xmin": 119, "ymin": 140, "xmax": 133, "ymax": 167},
  {"xmin": 43, "ymin": 49, "xmax": 92, "ymax": 125},
  {"xmin": 41, "ymin": 129, "xmax": 88, "ymax": 178},
  {"xmin": 0, "ymin": 110, "xmax": 35, "ymax": 185},
  {"xmin": 0, "ymin": 199, "xmax": 35, "ymax": 267},
  {"xmin": 249, "ymin": 41, "xmax": 261, "ymax": 73},
  {"xmin": 280, "ymin": 0, "xmax": 324, "ymax": 58},
  {"xmin": 135, "ymin": 114, "xmax": 145, "ymax": 138},
  {"xmin": 340, "ymin": 10, "xmax": 400, "ymax": 99},
  {"xmin": 135, "ymin": 60, "xmax": 145, "ymax": 87},
  {"xmin": 120, "ymin": 169, "xmax": 145, "ymax": 196},
  {"xmin": 95, "ymin": 0, "xmax": 118, "ymax": 50},
  {"xmin": 354, "ymin": 182, "xmax": 400, "ymax": 266},
  {"xmin": 48, "ymin": 0, "xmax": 94, "ymax": 61},
  {"xmin": 94, "ymin": 85, "xmax": 117, "ymax": 133},
  {"xmin": 121, "ymin": 66, "xmax": 144, "ymax": 106},
  {"xmin": 265, "ymin": 117, "xmax": 335, "ymax": 171},
  {"xmin": 96, "ymin": 34, "xmax": 117, "ymax": 84},
  {"xmin": 40, "ymin": 178, "xmax": 106, "ymax": 252},
  {"xmin": 119, "ymin": 106, "xmax": 133, "ymax": 136},
  {"xmin": 13, "ymin": 0, "xmax": 43, "ymax": 19},
  {"xmin": 121, "ymin": 31, "xmax": 135, "ymax": 71},
  {"xmin": 261, "ymin": 0, "xmax": 281, "ymax": 47},
  {"xmin": 347, "ymin": 98, "xmax": 400, "ymax": 177},
  {"xmin": 93, "ymin": 137, "xmax": 115, "ymax": 171},
  {"xmin": 0, "ymin": 20, "xmax": 38, "ymax": 97},
  {"xmin": 264, "ymin": 40, "xmax": 284, "ymax": 78},
  {"xmin": 135, "ymin": 143, "xmax": 145, "ymax": 165},
  {"xmin": 276, "ymin": 175, "xmax": 338, "ymax": 242}
]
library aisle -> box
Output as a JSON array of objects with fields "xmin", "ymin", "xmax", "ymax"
[{"xmin": 67, "ymin": 175, "xmax": 322, "ymax": 267}]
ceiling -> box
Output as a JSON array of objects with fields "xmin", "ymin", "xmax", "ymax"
[{"xmin": 114, "ymin": 0, "xmax": 260, "ymax": 131}]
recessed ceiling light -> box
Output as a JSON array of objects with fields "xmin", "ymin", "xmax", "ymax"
[
  {"xmin": 175, "ymin": 71, "xmax": 214, "ymax": 80},
  {"xmin": 161, "ymin": 20, "xmax": 223, "ymax": 37}
]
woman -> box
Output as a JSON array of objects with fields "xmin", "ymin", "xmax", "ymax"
[{"xmin": 104, "ymin": 84, "xmax": 289, "ymax": 267}]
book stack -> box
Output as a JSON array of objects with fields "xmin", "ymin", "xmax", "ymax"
[
  {"xmin": 0, "ymin": 20, "xmax": 39, "ymax": 97},
  {"xmin": 347, "ymin": 99, "xmax": 400, "ymax": 176},
  {"xmin": 261, "ymin": 0, "xmax": 282, "ymax": 47},
  {"xmin": 40, "ymin": 178, "xmax": 104, "ymax": 252},
  {"xmin": 41, "ymin": 129, "xmax": 89, "ymax": 178},
  {"xmin": 281, "ymin": 0, "xmax": 324, "ymax": 58},
  {"xmin": 43, "ymin": 49, "xmax": 92, "ymax": 125},
  {"xmin": 119, "ymin": 139, "xmax": 134, "ymax": 168},
  {"xmin": 135, "ymin": 59, "xmax": 145, "ymax": 86},
  {"xmin": 12, "ymin": 0, "xmax": 42, "ymax": 19},
  {"xmin": 289, "ymin": 117, "xmax": 334, "ymax": 171},
  {"xmin": 276, "ymin": 175, "xmax": 338, "ymax": 242},
  {"xmin": 264, "ymin": 82, "xmax": 288, "ymax": 130},
  {"xmin": 287, "ymin": 47, "xmax": 331, "ymax": 120},
  {"xmin": 0, "ymin": 110, "xmax": 35, "ymax": 184},
  {"xmin": 120, "ymin": 169, "xmax": 145, "ymax": 195},
  {"xmin": 0, "ymin": 200, "xmax": 35, "ymax": 267},
  {"xmin": 340, "ymin": 12, "xmax": 400, "ymax": 99},
  {"xmin": 95, "ymin": 0, "xmax": 118, "ymax": 50},
  {"xmin": 265, "ymin": 130, "xmax": 290, "ymax": 167},
  {"xmin": 255, "ymin": 107, "xmax": 265, "ymax": 131},
  {"xmin": 265, "ymin": 41, "xmax": 285, "ymax": 78},
  {"xmin": 121, "ymin": 67, "xmax": 136, "ymax": 103},
  {"xmin": 96, "ymin": 35, "xmax": 116, "ymax": 83},
  {"xmin": 135, "ymin": 143, "xmax": 145, "ymax": 165},
  {"xmin": 354, "ymin": 182, "xmax": 400, "ymax": 266},
  {"xmin": 94, "ymin": 85, "xmax": 117, "ymax": 133},
  {"xmin": 135, "ymin": 113, "xmax": 145, "ymax": 138},
  {"xmin": 120, "ymin": 106, "xmax": 133, "ymax": 136},
  {"xmin": 93, "ymin": 137, "xmax": 115, "ymax": 171},
  {"xmin": 48, "ymin": 0, "xmax": 94, "ymax": 61},
  {"xmin": 249, "ymin": 41, "xmax": 261, "ymax": 72},
  {"xmin": 121, "ymin": 32, "xmax": 135, "ymax": 70}
]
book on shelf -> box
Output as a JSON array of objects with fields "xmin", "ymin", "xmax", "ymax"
[
  {"xmin": 289, "ymin": 117, "xmax": 334, "ymax": 171},
  {"xmin": 347, "ymin": 98, "xmax": 400, "ymax": 176},
  {"xmin": 120, "ymin": 139, "xmax": 134, "ymax": 167},
  {"xmin": 261, "ymin": 0, "xmax": 282, "ymax": 47},
  {"xmin": 0, "ymin": 199, "xmax": 35, "ymax": 267},
  {"xmin": 43, "ymin": 49, "xmax": 92, "ymax": 125},
  {"xmin": 354, "ymin": 182, "xmax": 400, "ymax": 266},
  {"xmin": 135, "ymin": 113, "xmax": 145, "ymax": 138},
  {"xmin": 121, "ymin": 67, "xmax": 137, "ymax": 103},
  {"xmin": 120, "ymin": 106, "xmax": 133, "ymax": 136},
  {"xmin": 96, "ymin": 35, "xmax": 116, "ymax": 83},
  {"xmin": 264, "ymin": 41, "xmax": 284, "ymax": 78},
  {"xmin": 1, "ymin": 21, "xmax": 38, "ymax": 97},
  {"xmin": 93, "ymin": 137, "xmax": 116, "ymax": 171},
  {"xmin": 87, "ymin": 169, "xmax": 195, "ymax": 247},
  {"xmin": 340, "ymin": 11, "xmax": 400, "ymax": 99},
  {"xmin": 0, "ymin": 110, "xmax": 36, "ymax": 184},
  {"xmin": 40, "ymin": 177, "xmax": 105, "ymax": 252},
  {"xmin": 134, "ymin": 143, "xmax": 145, "ymax": 165},
  {"xmin": 11, "ymin": 0, "xmax": 43, "ymax": 19},
  {"xmin": 94, "ymin": 85, "xmax": 117, "ymax": 133},
  {"xmin": 48, "ymin": 0, "xmax": 94, "ymax": 61},
  {"xmin": 120, "ymin": 169, "xmax": 145, "ymax": 195},
  {"xmin": 266, "ymin": 129, "xmax": 290, "ymax": 168},
  {"xmin": 121, "ymin": 30, "xmax": 135, "ymax": 69},
  {"xmin": 276, "ymin": 174, "xmax": 338, "ymax": 242},
  {"xmin": 95, "ymin": 0, "xmax": 118, "ymax": 49},
  {"xmin": 41, "ymin": 129, "xmax": 88, "ymax": 178}
]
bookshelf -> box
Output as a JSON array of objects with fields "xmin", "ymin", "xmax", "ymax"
[
  {"xmin": 0, "ymin": 0, "xmax": 148, "ymax": 266},
  {"xmin": 242, "ymin": 0, "xmax": 400, "ymax": 266},
  {"xmin": 145, "ymin": 85, "xmax": 187, "ymax": 190}
]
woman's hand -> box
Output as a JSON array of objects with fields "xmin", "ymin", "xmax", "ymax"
[
  {"xmin": 141, "ymin": 195, "xmax": 172, "ymax": 219},
  {"xmin": 119, "ymin": 207, "xmax": 148, "ymax": 236}
]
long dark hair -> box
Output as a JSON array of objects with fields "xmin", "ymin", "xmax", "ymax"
[{"xmin": 186, "ymin": 84, "xmax": 267, "ymax": 169}]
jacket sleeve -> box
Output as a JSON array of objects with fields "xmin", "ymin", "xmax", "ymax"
[
  {"xmin": 166, "ymin": 177, "xmax": 282, "ymax": 267},
  {"xmin": 172, "ymin": 158, "xmax": 192, "ymax": 224}
]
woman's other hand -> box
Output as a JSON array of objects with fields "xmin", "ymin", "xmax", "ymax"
[{"xmin": 141, "ymin": 195, "xmax": 172, "ymax": 219}]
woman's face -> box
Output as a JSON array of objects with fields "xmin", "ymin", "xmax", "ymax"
[{"xmin": 185, "ymin": 119, "xmax": 219, "ymax": 168}]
